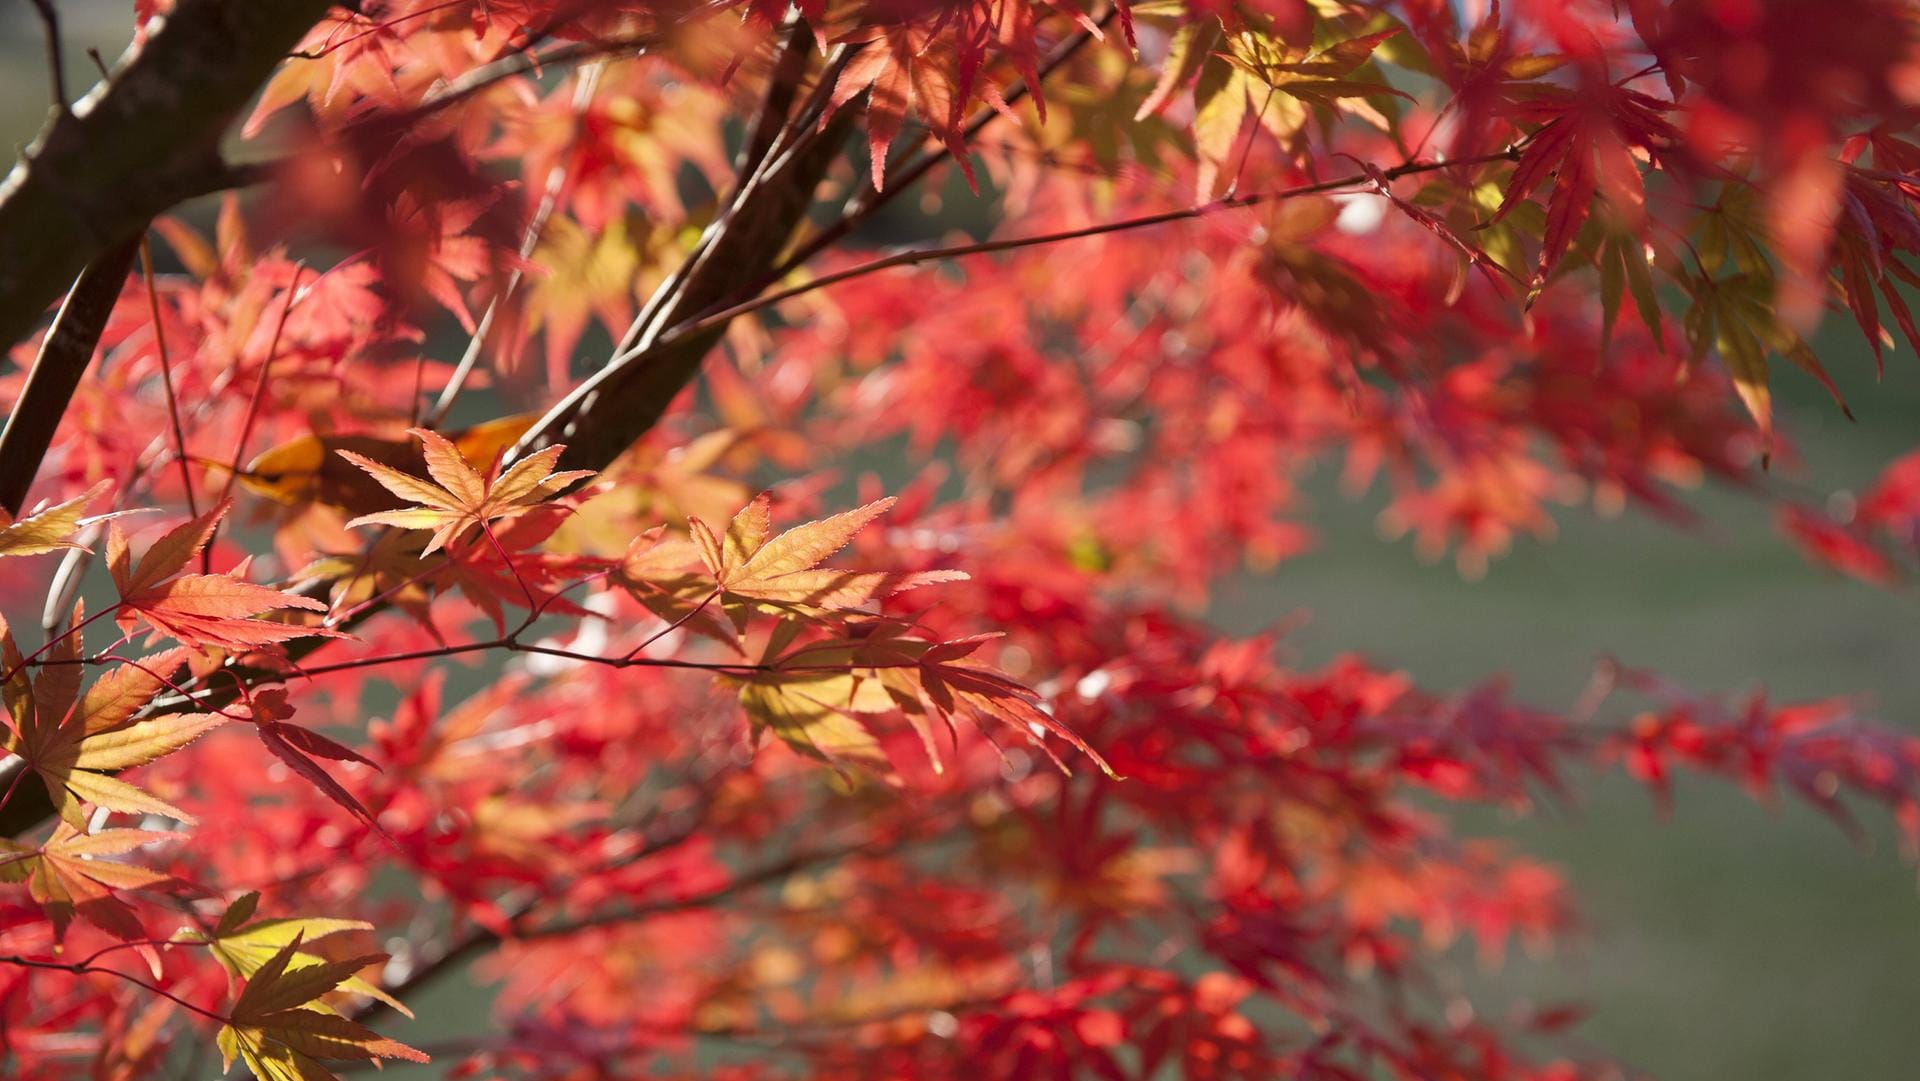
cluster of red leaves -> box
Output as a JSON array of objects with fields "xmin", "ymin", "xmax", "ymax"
[
  {"xmin": 775, "ymin": 185, "xmax": 1753, "ymax": 583},
  {"xmin": 1779, "ymin": 444, "xmax": 1920, "ymax": 586},
  {"xmin": 1, "ymin": 1, "xmax": 1919, "ymax": 1079}
]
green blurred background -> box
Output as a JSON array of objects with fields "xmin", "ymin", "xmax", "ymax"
[
  {"xmin": 4, "ymin": 5, "xmax": 1916, "ymax": 1078},
  {"xmin": 1211, "ymin": 368, "xmax": 1920, "ymax": 1081}
]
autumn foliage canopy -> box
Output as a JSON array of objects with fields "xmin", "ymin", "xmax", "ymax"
[{"xmin": 1, "ymin": 0, "xmax": 1919, "ymax": 1077}]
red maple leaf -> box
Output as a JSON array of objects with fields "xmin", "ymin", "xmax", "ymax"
[
  {"xmin": 1491, "ymin": 75, "xmax": 1681, "ymax": 283},
  {"xmin": 109, "ymin": 503, "xmax": 334, "ymax": 653}
]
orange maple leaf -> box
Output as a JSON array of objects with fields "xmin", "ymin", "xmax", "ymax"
[
  {"xmin": 626, "ymin": 494, "xmax": 966, "ymax": 640},
  {"xmin": 733, "ymin": 628, "xmax": 1116, "ymax": 779},
  {"xmin": 0, "ymin": 615, "xmax": 226, "ymax": 829},
  {"xmin": 0, "ymin": 479, "xmax": 111, "ymax": 559},
  {"xmin": 339, "ymin": 428, "xmax": 594, "ymax": 555},
  {"xmin": 0, "ymin": 824, "xmax": 182, "ymax": 945}
]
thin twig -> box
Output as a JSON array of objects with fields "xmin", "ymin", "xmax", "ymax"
[
  {"xmin": 1225, "ymin": 83, "xmax": 1280, "ymax": 198},
  {"xmin": 207, "ymin": 263, "xmax": 307, "ymax": 572},
  {"xmin": 27, "ymin": 0, "xmax": 68, "ymax": 109},
  {"xmin": 638, "ymin": 148, "xmax": 1527, "ymax": 363},
  {"xmin": 353, "ymin": 833, "xmax": 896, "ymax": 1026},
  {"xmin": 623, "ymin": 588, "xmax": 720, "ymax": 659},
  {"xmin": 763, "ymin": 8, "xmax": 1117, "ymax": 287},
  {"xmin": 136, "ymin": 237, "xmax": 200, "ymax": 519},
  {"xmin": 0, "ymin": 953, "xmax": 229, "ymax": 1025},
  {"xmin": 428, "ymin": 63, "xmax": 606, "ymax": 424},
  {"xmin": 373, "ymin": 1, "xmax": 729, "ymax": 131},
  {"xmin": 289, "ymin": 0, "xmax": 467, "ymax": 58}
]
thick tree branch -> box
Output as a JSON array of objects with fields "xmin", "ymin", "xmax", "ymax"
[
  {"xmin": 512, "ymin": 104, "xmax": 860, "ymax": 473},
  {"xmin": 765, "ymin": 7, "xmax": 1117, "ymax": 286},
  {"xmin": 0, "ymin": 0, "xmax": 335, "ymax": 357},
  {"xmin": 738, "ymin": 17, "xmax": 817, "ymax": 178},
  {"xmin": 509, "ymin": 12, "xmax": 1117, "ymax": 473},
  {"xmin": 0, "ymin": 235, "xmax": 141, "ymax": 516}
]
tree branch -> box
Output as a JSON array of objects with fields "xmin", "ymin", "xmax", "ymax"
[
  {"xmin": 737, "ymin": 16, "xmax": 817, "ymax": 178},
  {"xmin": 352, "ymin": 836, "xmax": 886, "ymax": 1027},
  {"xmin": 0, "ymin": 0, "xmax": 335, "ymax": 357},
  {"xmin": 511, "ymin": 102, "xmax": 860, "ymax": 473},
  {"xmin": 27, "ymin": 0, "xmax": 69, "ymax": 111},
  {"xmin": 765, "ymin": 6, "xmax": 1117, "ymax": 286},
  {"xmin": 651, "ymin": 148, "xmax": 1528, "ymax": 360},
  {"xmin": 0, "ymin": 235, "xmax": 140, "ymax": 515},
  {"xmin": 508, "ymin": 10, "xmax": 1117, "ymax": 473}
]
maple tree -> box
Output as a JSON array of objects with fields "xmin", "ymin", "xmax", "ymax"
[{"xmin": 0, "ymin": 0, "xmax": 1915, "ymax": 1077}]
